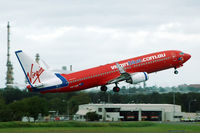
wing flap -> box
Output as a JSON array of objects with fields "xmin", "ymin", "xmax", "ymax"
[{"xmin": 107, "ymin": 63, "xmax": 131, "ymax": 84}]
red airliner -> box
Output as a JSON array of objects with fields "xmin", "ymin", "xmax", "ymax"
[{"xmin": 15, "ymin": 50, "xmax": 191, "ymax": 93}]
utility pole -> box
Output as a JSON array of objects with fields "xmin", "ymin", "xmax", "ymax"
[
  {"xmin": 188, "ymin": 99, "xmax": 197, "ymax": 112},
  {"xmin": 173, "ymin": 91, "xmax": 175, "ymax": 121},
  {"xmin": 6, "ymin": 21, "xmax": 14, "ymax": 88}
]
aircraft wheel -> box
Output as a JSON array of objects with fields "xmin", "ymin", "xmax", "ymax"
[
  {"xmin": 100, "ymin": 85, "xmax": 107, "ymax": 91},
  {"xmin": 113, "ymin": 86, "xmax": 120, "ymax": 92},
  {"xmin": 174, "ymin": 70, "xmax": 178, "ymax": 74}
]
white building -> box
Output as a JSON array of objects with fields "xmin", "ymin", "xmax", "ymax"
[{"xmin": 75, "ymin": 103, "xmax": 183, "ymax": 122}]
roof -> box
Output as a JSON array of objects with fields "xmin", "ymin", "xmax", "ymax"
[
  {"xmin": 83, "ymin": 103, "xmax": 179, "ymax": 107},
  {"xmin": 76, "ymin": 109, "xmax": 95, "ymax": 115},
  {"xmin": 79, "ymin": 103, "xmax": 181, "ymax": 112}
]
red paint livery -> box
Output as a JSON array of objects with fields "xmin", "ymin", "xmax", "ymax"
[
  {"xmin": 15, "ymin": 50, "xmax": 191, "ymax": 93},
  {"xmin": 44, "ymin": 50, "xmax": 190, "ymax": 93}
]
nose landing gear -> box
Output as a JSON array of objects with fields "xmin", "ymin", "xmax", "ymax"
[{"xmin": 174, "ymin": 68, "xmax": 178, "ymax": 74}]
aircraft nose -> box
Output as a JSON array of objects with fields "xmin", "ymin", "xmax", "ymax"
[{"xmin": 184, "ymin": 53, "xmax": 191, "ymax": 61}]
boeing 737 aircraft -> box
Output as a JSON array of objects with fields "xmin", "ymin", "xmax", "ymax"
[{"xmin": 15, "ymin": 50, "xmax": 191, "ymax": 93}]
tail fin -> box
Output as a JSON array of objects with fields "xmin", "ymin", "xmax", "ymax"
[{"xmin": 15, "ymin": 50, "xmax": 68, "ymax": 90}]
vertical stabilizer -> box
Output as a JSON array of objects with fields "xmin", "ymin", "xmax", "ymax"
[{"xmin": 15, "ymin": 50, "xmax": 68, "ymax": 90}]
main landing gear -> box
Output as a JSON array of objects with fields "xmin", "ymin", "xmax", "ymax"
[
  {"xmin": 113, "ymin": 86, "xmax": 120, "ymax": 92},
  {"xmin": 174, "ymin": 68, "xmax": 178, "ymax": 74},
  {"xmin": 113, "ymin": 83, "xmax": 120, "ymax": 92},
  {"xmin": 100, "ymin": 85, "xmax": 107, "ymax": 92},
  {"xmin": 100, "ymin": 84, "xmax": 120, "ymax": 92}
]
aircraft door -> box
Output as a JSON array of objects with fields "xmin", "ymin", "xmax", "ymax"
[
  {"xmin": 171, "ymin": 52, "xmax": 180, "ymax": 67},
  {"xmin": 172, "ymin": 52, "xmax": 177, "ymax": 62}
]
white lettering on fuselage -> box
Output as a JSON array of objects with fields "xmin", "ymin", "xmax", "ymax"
[
  {"xmin": 142, "ymin": 53, "xmax": 166, "ymax": 62},
  {"xmin": 111, "ymin": 62, "xmax": 129, "ymax": 70},
  {"xmin": 110, "ymin": 53, "xmax": 166, "ymax": 69}
]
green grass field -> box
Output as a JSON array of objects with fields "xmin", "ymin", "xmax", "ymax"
[{"xmin": 0, "ymin": 121, "xmax": 199, "ymax": 133}]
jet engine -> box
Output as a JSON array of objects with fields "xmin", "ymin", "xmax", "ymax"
[{"xmin": 126, "ymin": 72, "xmax": 149, "ymax": 84}]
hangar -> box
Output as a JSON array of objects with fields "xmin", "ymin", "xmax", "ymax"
[{"xmin": 75, "ymin": 103, "xmax": 183, "ymax": 122}]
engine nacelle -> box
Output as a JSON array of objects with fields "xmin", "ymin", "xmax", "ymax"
[{"xmin": 126, "ymin": 72, "xmax": 149, "ymax": 84}]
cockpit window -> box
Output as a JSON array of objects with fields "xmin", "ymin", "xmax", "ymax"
[
  {"xmin": 179, "ymin": 52, "xmax": 184, "ymax": 55},
  {"xmin": 178, "ymin": 57, "xmax": 183, "ymax": 61}
]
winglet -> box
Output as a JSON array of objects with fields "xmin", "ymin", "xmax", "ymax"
[{"xmin": 116, "ymin": 63, "xmax": 126, "ymax": 74}]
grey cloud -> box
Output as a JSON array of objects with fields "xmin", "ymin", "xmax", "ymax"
[{"xmin": 0, "ymin": 0, "xmax": 200, "ymax": 88}]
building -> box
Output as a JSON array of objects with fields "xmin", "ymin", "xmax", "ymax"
[{"xmin": 75, "ymin": 103, "xmax": 184, "ymax": 122}]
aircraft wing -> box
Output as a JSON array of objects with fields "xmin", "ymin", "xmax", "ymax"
[{"xmin": 107, "ymin": 63, "xmax": 131, "ymax": 84}]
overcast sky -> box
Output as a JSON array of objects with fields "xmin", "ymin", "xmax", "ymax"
[{"xmin": 0, "ymin": 0, "xmax": 200, "ymax": 89}]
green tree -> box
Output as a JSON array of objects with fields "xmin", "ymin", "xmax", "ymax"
[
  {"xmin": 9, "ymin": 100, "xmax": 27, "ymax": 121},
  {"xmin": 49, "ymin": 97, "xmax": 68, "ymax": 114},
  {"xmin": 25, "ymin": 96, "xmax": 49, "ymax": 119},
  {"xmin": 0, "ymin": 97, "xmax": 5, "ymax": 110},
  {"xmin": 2, "ymin": 87, "xmax": 24, "ymax": 104},
  {"xmin": 86, "ymin": 112, "xmax": 100, "ymax": 121},
  {"xmin": 0, "ymin": 105, "xmax": 13, "ymax": 121},
  {"xmin": 68, "ymin": 93, "xmax": 91, "ymax": 115}
]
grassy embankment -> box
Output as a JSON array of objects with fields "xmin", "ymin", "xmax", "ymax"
[
  {"xmin": 0, "ymin": 121, "xmax": 153, "ymax": 128},
  {"xmin": 0, "ymin": 121, "xmax": 199, "ymax": 133}
]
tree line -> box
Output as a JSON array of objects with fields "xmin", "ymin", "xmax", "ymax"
[{"xmin": 0, "ymin": 86, "xmax": 200, "ymax": 121}]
